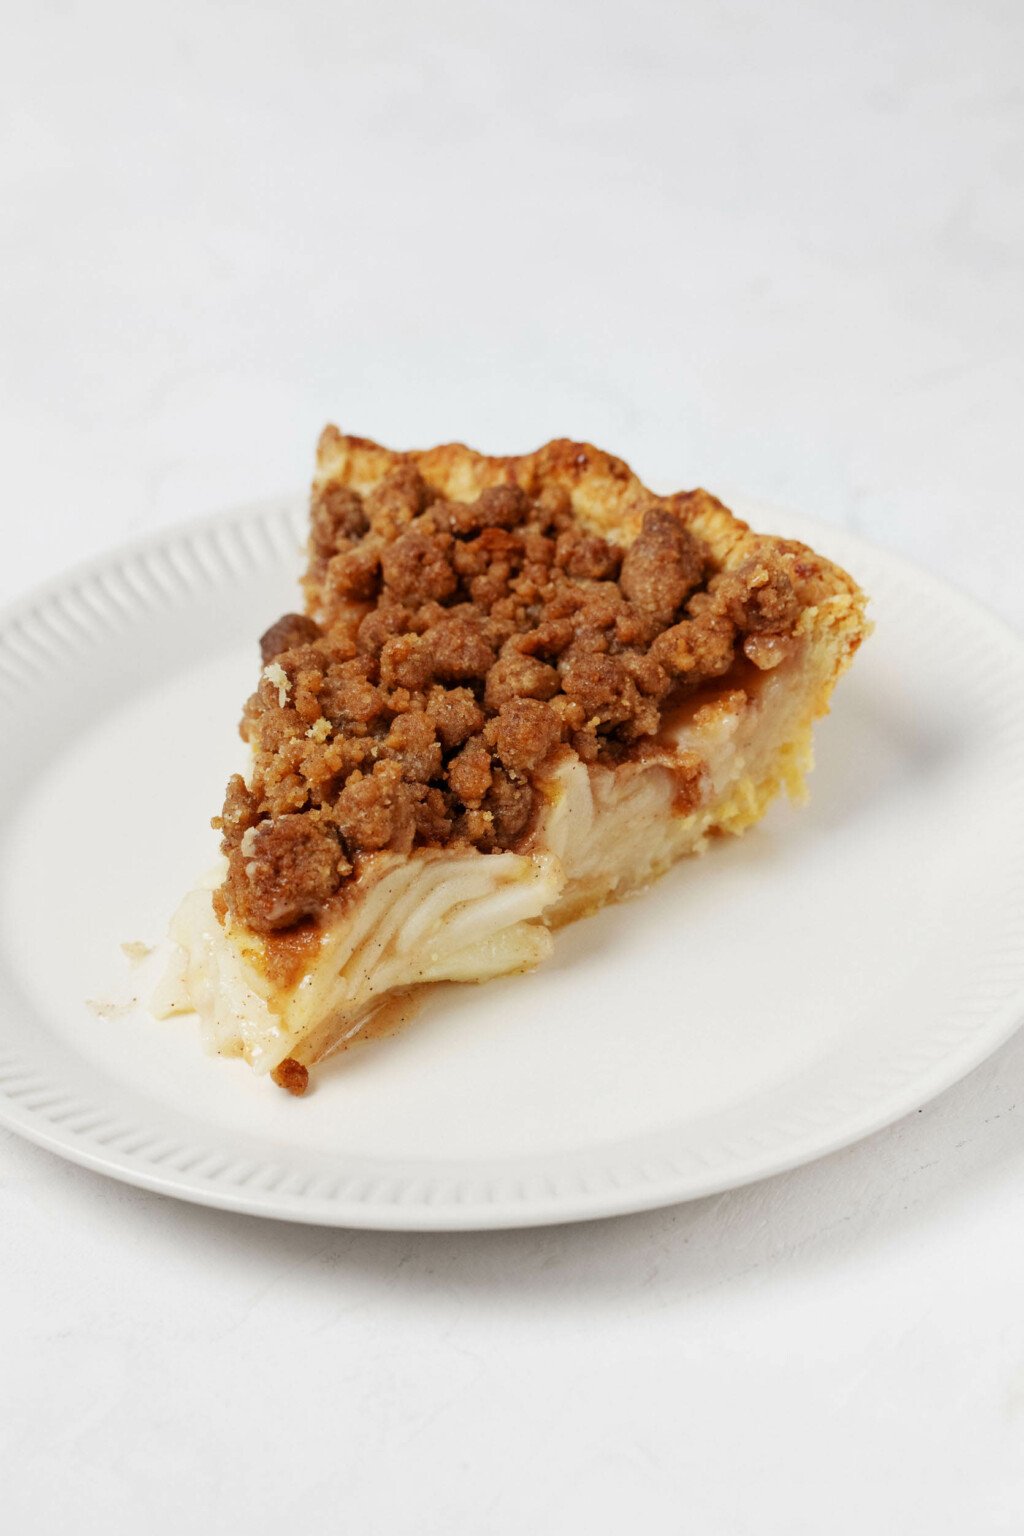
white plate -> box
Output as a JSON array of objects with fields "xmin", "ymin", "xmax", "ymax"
[{"xmin": 0, "ymin": 500, "xmax": 1022, "ymax": 1230}]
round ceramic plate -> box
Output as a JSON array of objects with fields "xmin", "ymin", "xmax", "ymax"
[{"xmin": 0, "ymin": 500, "xmax": 1021, "ymax": 1230}]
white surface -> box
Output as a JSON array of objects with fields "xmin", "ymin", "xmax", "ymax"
[
  {"xmin": 3, "ymin": 504, "xmax": 1023, "ymax": 1233},
  {"xmin": 1, "ymin": 0, "xmax": 1023, "ymax": 1528}
]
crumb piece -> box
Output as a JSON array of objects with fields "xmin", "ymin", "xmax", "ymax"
[
  {"xmin": 86, "ymin": 997, "xmax": 137, "ymax": 1021},
  {"xmin": 259, "ymin": 612, "xmax": 321, "ymax": 664},
  {"xmin": 228, "ymin": 814, "xmax": 349, "ymax": 933},
  {"xmin": 262, "ymin": 661, "xmax": 291, "ymax": 707},
  {"xmin": 306, "ymin": 716, "xmax": 332, "ymax": 743},
  {"xmin": 271, "ymin": 1058, "xmax": 309, "ymax": 1096},
  {"xmin": 120, "ymin": 940, "xmax": 153, "ymax": 963}
]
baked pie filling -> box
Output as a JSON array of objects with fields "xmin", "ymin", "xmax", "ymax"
[{"xmin": 157, "ymin": 430, "xmax": 869, "ymax": 1092}]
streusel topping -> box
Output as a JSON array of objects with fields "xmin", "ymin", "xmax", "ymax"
[{"xmin": 215, "ymin": 464, "xmax": 802, "ymax": 934}]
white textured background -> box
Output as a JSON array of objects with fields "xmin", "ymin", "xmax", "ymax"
[{"xmin": 2, "ymin": 1, "xmax": 1023, "ymax": 1531}]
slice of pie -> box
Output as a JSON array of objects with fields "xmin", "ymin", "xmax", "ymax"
[{"xmin": 157, "ymin": 428, "xmax": 869, "ymax": 1093}]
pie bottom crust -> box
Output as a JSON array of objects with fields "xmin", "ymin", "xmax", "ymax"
[{"xmin": 155, "ymin": 593, "xmax": 862, "ymax": 1076}]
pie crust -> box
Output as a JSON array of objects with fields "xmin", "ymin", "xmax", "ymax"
[{"xmin": 156, "ymin": 431, "xmax": 870, "ymax": 1091}]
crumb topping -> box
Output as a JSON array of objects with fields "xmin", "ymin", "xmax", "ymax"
[{"xmin": 216, "ymin": 463, "xmax": 804, "ymax": 935}]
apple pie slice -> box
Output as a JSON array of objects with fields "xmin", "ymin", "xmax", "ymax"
[{"xmin": 157, "ymin": 429, "xmax": 869, "ymax": 1093}]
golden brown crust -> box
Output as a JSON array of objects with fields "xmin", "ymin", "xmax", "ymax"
[{"xmin": 313, "ymin": 426, "xmax": 862, "ymax": 611}]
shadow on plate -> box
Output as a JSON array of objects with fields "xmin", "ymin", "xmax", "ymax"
[{"xmin": 21, "ymin": 1004, "xmax": 1023, "ymax": 1317}]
